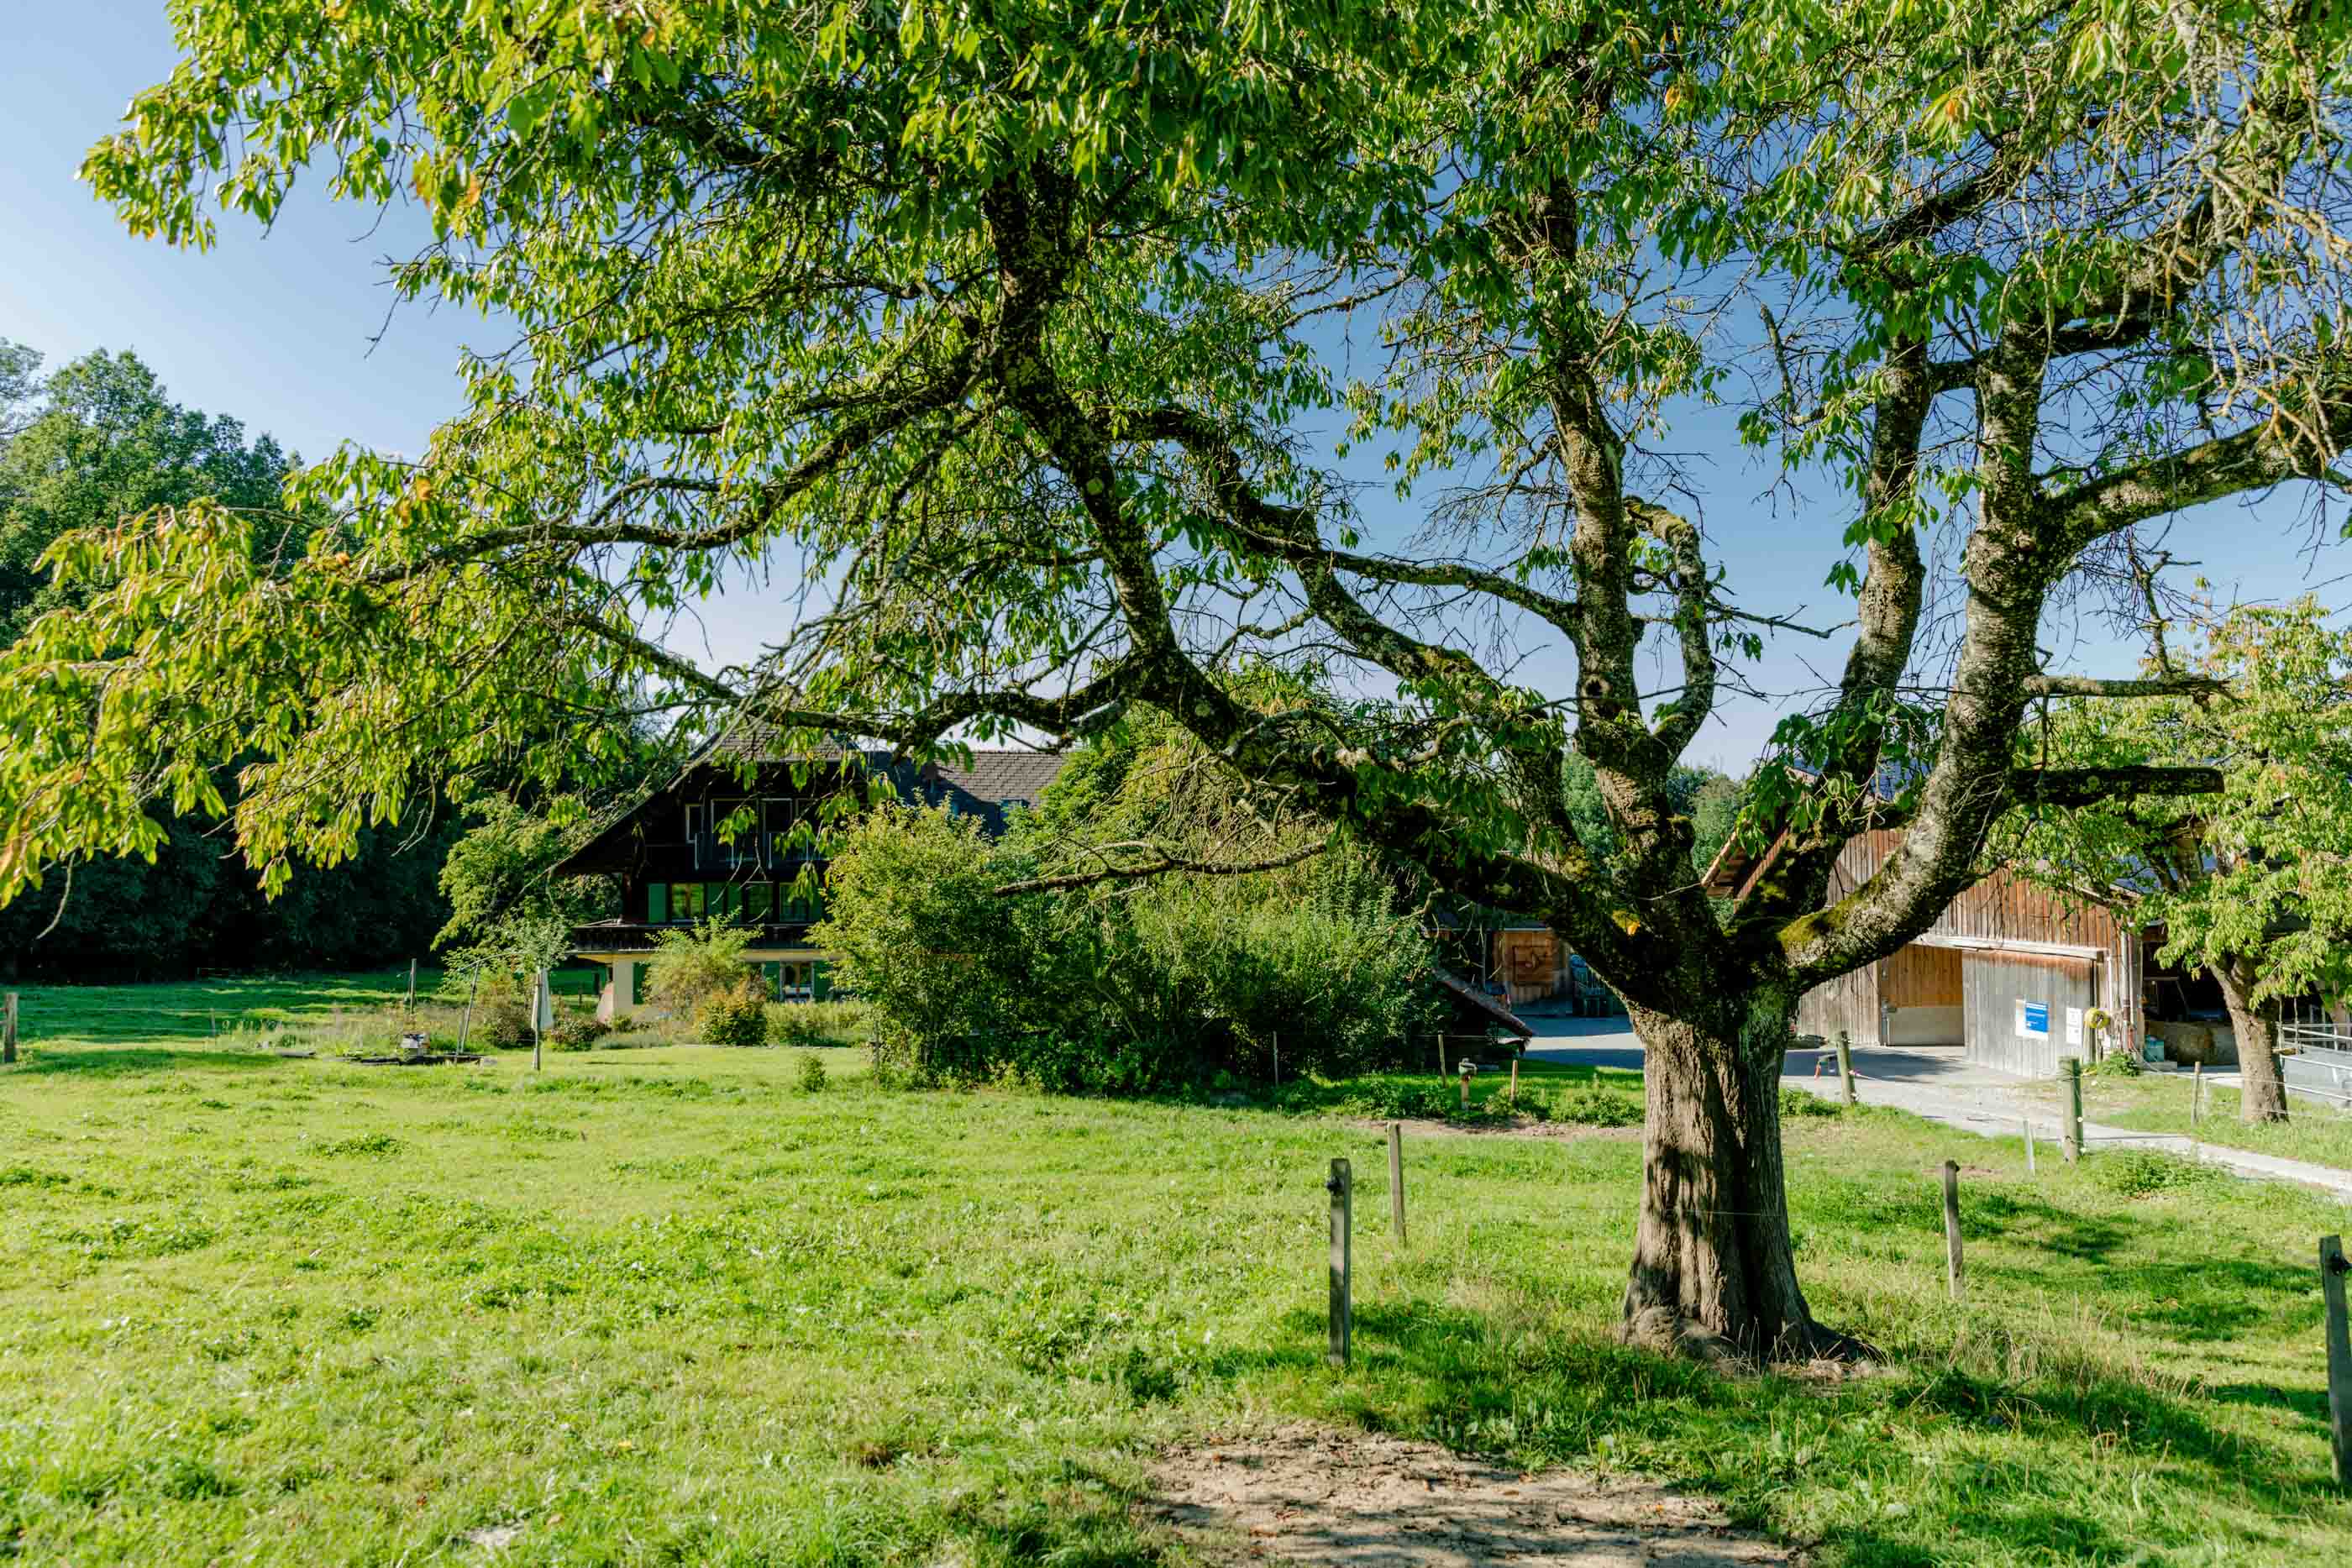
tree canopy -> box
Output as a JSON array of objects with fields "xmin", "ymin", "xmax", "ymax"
[{"xmin": 6, "ymin": 0, "xmax": 2351, "ymax": 1356}]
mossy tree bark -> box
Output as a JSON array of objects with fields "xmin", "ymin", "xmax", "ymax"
[
  {"xmin": 1620, "ymin": 990, "xmax": 1861, "ymax": 1362},
  {"xmin": 2213, "ymin": 959, "xmax": 2290, "ymax": 1124}
]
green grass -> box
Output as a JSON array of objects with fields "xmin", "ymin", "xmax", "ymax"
[
  {"xmin": 3, "ymin": 986, "xmax": 2351, "ymax": 1564},
  {"xmin": 2032, "ymin": 1066, "xmax": 2352, "ymax": 1172}
]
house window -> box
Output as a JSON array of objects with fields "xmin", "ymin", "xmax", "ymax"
[
  {"xmin": 713, "ymin": 799, "xmax": 753, "ymax": 864},
  {"xmin": 745, "ymin": 883, "xmax": 773, "ymax": 923},
  {"xmin": 672, "ymin": 883, "xmax": 707, "ymax": 921}
]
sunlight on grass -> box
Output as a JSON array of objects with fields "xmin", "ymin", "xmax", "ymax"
[{"xmin": 3, "ymin": 989, "xmax": 2349, "ymax": 1564}]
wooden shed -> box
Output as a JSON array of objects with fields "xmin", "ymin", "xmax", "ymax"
[{"xmin": 1707, "ymin": 827, "xmax": 2145, "ymax": 1077}]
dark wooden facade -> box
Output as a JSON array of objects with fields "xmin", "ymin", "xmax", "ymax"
[{"xmin": 558, "ymin": 747, "xmax": 1066, "ymax": 1018}]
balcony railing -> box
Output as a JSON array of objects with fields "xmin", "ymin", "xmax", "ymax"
[
  {"xmin": 688, "ymin": 831, "xmax": 827, "ymax": 872},
  {"xmin": 568, "ymin": 919, "xmax": 821, "ymax": 953}
]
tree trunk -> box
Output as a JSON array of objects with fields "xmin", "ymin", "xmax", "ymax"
[
  {"xmin": 2213, "ymin": 960, "xmax": 2287, "ymax": 1123},
  {"xmin": 1620, "ymin": 991, "xmax": 1867, "ymax": 1365}
]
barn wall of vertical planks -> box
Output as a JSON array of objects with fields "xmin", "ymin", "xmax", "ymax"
[{"xmin": 1709, "ymin": 826, "xmax": 2144, "ymax": 1076}]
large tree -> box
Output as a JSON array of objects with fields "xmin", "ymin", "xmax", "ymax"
[{"xmin": 3, "ymin": 2, "xmax": 2349, "ymax": 1359}]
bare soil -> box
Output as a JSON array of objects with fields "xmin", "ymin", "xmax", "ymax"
[{"xmin": 1144, "ymin": 1423, "xmax": 1790, "ymax": 1566}]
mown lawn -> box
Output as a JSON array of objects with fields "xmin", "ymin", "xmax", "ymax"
[
  {"xmin": 2029, "ymin": 1065, "xmax": 2352, "ymax": 1173},
  {"xmin": 3, "ymin": 994, "xmax": 2350, "ymax": 1565}
]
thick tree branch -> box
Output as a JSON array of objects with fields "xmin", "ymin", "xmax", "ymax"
[
  {"xmin": 2007, "ymin": 763, "xmax": 2224, "ymax": 808},
  {"xmin": 2019, "ymin": 674, "xmax": 2229, "ymax": 699},
  {"xmin": 2038, "ymin": 381, "xmax": 2352, "ymax": 556}
]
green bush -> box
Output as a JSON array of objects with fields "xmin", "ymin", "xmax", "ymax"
[
  {"xmin": 816, "ymin": 802, "xmax": 1441, "ymax": 1094},
  {"xmin": 472, "ymin": 973, "xmax": 533, "ymax": 1051},
  {"xmin": 795, "ymin": 1052, "xmax": 828, "ymax": 1093},
  {"xmin": 645, "ymin": 920, "xmax": 758, "ymax": 1014},
  {"xmin": 2093, "ymin": 1149, "xmax": 2218, "ymax": 1198},
  {"xmin": 697, "ymin": 982, "xmax": 770, "ymax": 1047},
  {"xmin": 1778, "ymin": 1088, "xmax": 1845, "ymax": 1118},
  {"xmin": 770, "ymin": 999, "xmax": 870, "ymax": 1048},
  {"xmin": 1343, "ymin": 1080, "xmax": 1459, "ymax": 1120},
  {"xmin": 549, "ymin": 1014, "xmax": 610, "ymax": 1052}
]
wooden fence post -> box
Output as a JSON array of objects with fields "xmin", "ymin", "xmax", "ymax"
[
  {"xmin": 407, "ymin": 957, "xmax": 417, "ymax": 1009},
  {"xmin": 2064, "ymin": 1057, "xmax": 2084, "ymax": 1163},
  {"xmin": 1388, "ymin": 1123, "xmax": 1407, "ymax": 1245},
  {"xmin": 1509, "ymin": 1057, "xmax": 1520, "ymax": 1104},
  {"xmin": 2322, "ymin": 1235, "xmax": 2350, "ymax": 1489},
  {"xmin": 1835, "ymin": 1029, "xmax": 1857, "ymax": 1107},
  {"xmin": 2, "ymin": 992, "xmax": 16, "ymax": 1066},
  {"xmin": 2022, "ymin": 1118, "xmax": 2035, "ymax": 1175},
  {"xmin": 1942, "ymin": 1160, "xmax": 1965, "ymax": 1302},
  {"xmin": 2192, "ymin": 1062, "xmax": 2204, "ymax": 1129},
  {"xmin": 1326, "ymin": 1158, "xmax": 1352, "ymax": 1366}
]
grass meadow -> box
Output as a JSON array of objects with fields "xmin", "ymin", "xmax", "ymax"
[
  {"xmin": 3, "ymin": 978, "xmax": 2351, "ymax": 1565},
  {"xmin": 2030, "ymin": 1065, "xmax": 2352, "ymax": 1174}
]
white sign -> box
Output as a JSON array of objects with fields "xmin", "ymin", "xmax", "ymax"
[
  {"xmin": 2015, "ymin": 999, "xmax": 2050, "ymax": 1040},
  {"xmin": 2065, "ymin": 1006, "xmax": 2085, "ymax": 1047}
]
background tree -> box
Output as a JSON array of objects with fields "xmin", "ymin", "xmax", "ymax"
[
  {"xmin": 0, "ymin": 344, "xmax": 460, "ymax": 978},
  {"xmin": 2003, "ymin": 598, "xmax": 2352, "ymax": 1122},
  {"xmin": 434, "ymin": 795, "xmax": 610, "ymax": 956},
  {"xmin": 5, "ymin": 1, "xmax": 2349, "ymax": 1361}
]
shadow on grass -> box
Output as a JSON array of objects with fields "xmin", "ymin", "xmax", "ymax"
[
  {"xmin": 7, "ymin": 1047, "xmax": 295, "ymax": 1079},
  {"xmin": 1207, "ymin": 1287, "xmax": 2324, "ymax": 1564}
]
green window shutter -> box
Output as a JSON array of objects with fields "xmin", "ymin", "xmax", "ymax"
[
  {"xmin": 811, "ymin": 960, "xmax": 831, "ymax": 1001},
  {"xmin": 647, "ymin": 883, "xmax": 669, "ymax": 924},
  {"xmin": 631, "ymin": 962, "xmax": 648, "ymax": 1005},
  {"xmin": 762, "ymin": 961, "xmax": 783, "ymax": 1001},
  {"xmin": 716, "ymin": 883, "xmax": 740, "ymax": 921}
]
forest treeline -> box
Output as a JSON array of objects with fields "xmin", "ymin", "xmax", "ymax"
[{"xmin": 0, "ymin": 343, "xmax": 458, "ymax": 978}]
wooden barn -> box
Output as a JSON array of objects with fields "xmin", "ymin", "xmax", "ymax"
[{"xmin": 1705, "ymin": 827, "xmax": 2146, "ymax": 1077}]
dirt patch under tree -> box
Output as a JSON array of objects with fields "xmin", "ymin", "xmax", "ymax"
[{"xmin": 1145, "ymin": 1422, "xmax": 1789, "ymax": 1566}]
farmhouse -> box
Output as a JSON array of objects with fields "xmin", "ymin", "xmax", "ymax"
[
  {"xmin": 558, "ymin": 746, "xmax": 1066, "ymax": 1020},
  {"xmin": 1704, "ymin": 826, "xmax": 2150, "ymax": 1076}
]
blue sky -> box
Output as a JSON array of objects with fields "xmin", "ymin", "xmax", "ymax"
[{"xmin": 5, "ymin": 6, "xmax": 2345, "ymax": 772}]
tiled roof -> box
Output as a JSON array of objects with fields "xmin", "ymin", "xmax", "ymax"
[{"xmin": 879, "ymin": 750, "xmax": 1068, "ymax": 836}]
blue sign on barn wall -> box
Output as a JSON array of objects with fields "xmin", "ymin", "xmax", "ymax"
[{"xmin": 2016, "ymin": 1000, "xmax": 2050, "ymax": 1039}]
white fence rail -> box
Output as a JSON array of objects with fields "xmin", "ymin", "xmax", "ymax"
[{"xmin": 2281, "ymin": 1021, "xmax": 2352, "ymax": 1109}]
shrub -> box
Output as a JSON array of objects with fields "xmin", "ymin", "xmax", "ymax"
[
  {"xmin": 472, "ymin": 973, "xmax": 533, "ymax": 1051},
  {"xmin": 646, "ymin": 919, "xmax": 759, "ymax": 1014},
  {"xmin": 1778, "ymin": 1088, "xmax": 1844, "ymax": 1118},
  {"xmin": 697, "ymin": 982, "xmax": 770, "ymax": 1047},
  {"xmin": 549, "ymin": 1014, "xmax": 611, "ymax": 1052},
  {"xmin": 770, "ymin": 999, "xmax": 870, "ymax": 1048},
  {"xmin": 816, "ymin": 804, "xmax": 1441, "ymax": 1093},
  {"xmin": 795, "ymin": 1052, "xmax": 828, "ymax": 1093},
  {"xmin": 1344, "ymin": 1080, "xmax": 1457, "ymax": 1120}
]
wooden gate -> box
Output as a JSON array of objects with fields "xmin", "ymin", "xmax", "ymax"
[{"xmin": 1961, "ymin": 951, "xmax": 2100, "ymax": 1077}]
